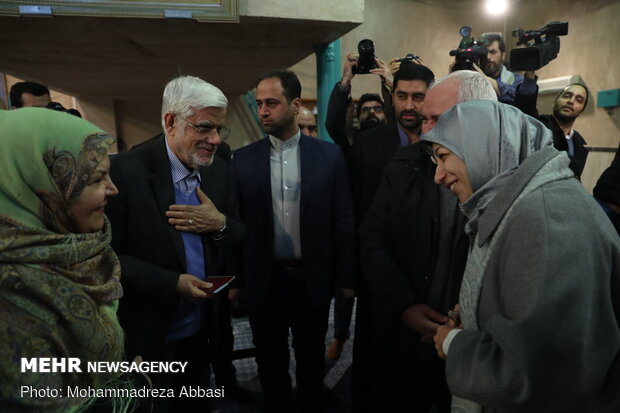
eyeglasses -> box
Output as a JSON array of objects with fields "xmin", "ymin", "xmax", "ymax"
[
  {"xmin": 183, "ymin": 118, "xmax": 230, "ymax": 141},
  {"xmin": 360, "ymin": 106, "xmax": 384, "ymax": 114}
]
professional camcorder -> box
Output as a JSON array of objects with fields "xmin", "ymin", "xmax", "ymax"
[
  {"xmin": 510, "ymin": 21, "xmax": 568, "ymax": 71},
  {"xmin": 352, "ymin": 39, "xmax": 378, "ymax": 74},
  {"xmin": 449, "ymin": 26, "xmax": 488, "ymax": 72}
]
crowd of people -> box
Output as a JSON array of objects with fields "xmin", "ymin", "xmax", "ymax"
[{"xmin": 1, "ymin": 29, "xmax": 619, "ymax": 413}]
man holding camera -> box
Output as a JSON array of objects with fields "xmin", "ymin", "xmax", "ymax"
[
  {"xmin": 324, "ymin": 50, "xmax": 392, "ymax": 367},
  {"xmin": 325, "ymin": 52, "xmax": 389, "ymax": 152},
  {"xmin": 473, "ymin": 32, "xmax": 537, "ymax": 106}
]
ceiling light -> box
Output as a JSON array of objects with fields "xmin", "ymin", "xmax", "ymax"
[{"xmin": 485, "ymin": 0, "xmax": 509, "ymax": 16}]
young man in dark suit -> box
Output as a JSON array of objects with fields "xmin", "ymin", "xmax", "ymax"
[
  {"xmin": 231, "ymin": 69, "xmax": 355, "ymax": 413},
  {"xmin": 106, "ymin": 75, "xmax": 244, "ymax": 413}
]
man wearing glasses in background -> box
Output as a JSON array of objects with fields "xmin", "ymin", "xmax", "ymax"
[{"xmin": 106, "ymin": 75, "xmax": 245, "ymax": 413}]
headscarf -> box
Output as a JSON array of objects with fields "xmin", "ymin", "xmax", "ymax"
[
  {"xmin": 422, "ymin": 100, "xmax": 568, "ymax": 413},
  {"xmin": 422, "ymin": 99, "xmax": 554, "ymax": 196},
  {"xmin": 0, "ymin": 108, "xmax": 125, "ymax": 412}
]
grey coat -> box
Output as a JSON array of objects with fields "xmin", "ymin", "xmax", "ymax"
[{"xmin": 447, "ymin": 148, "xmax": 620, "ymax": 413}]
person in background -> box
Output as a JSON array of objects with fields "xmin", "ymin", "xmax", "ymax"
[
  {"xmin": 538, "ymin": 83, "xmax": 590, "ymax": 180},
  {"xmin": 9, "ymin": 81, "xmax": 51, "ymax": 108},
  {"xmin": 298, "ymin": 106, "xmax": 318, "ymax": 137}
]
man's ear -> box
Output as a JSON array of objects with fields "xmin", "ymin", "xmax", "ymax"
[
  {"xmin": 163, "ymin": 112, "xmax": 176, "ymax": 136},
  {"xmin": 291, "ymin": 97, "xmax": 301, "ymax": 115}
]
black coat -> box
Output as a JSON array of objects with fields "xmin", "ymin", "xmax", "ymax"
[
  {"xmin": 106, "ymin": 136, "xmax": 244, "ymax": 360},
  {"xmin": 348, "ymin": 123, "xmax": 401, "ymax": 224},
  {"xmin": 538, "ymin": 115, "xmax": 589, "ymax": 180},
  {"xmin": 361, "ymin": 143, "xmax": 467, "ymax": 322},
  {"xmin": 360, "ymin": 143, "xmax": 468, "ymax": 410}
]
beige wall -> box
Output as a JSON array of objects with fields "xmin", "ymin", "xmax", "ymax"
[
  {"xmin": 6, "ymin": 0, "xmax": 618, "ymax": 190},
  {"xmin": 291, "ymin": 0, "xmax": 620, "ymax": 192}
]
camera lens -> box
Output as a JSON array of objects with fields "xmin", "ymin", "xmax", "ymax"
[{"xmin": 459, "ymin": 26, "xmax": 472, "ymax": 37}]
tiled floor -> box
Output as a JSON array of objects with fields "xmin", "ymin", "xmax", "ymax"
[{"xmin": 211, "ymin": 300, "xmax": 355, "ymax": 412}]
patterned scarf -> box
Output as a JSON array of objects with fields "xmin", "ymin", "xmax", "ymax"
[{"xmin": 0, "ymin": 108, "xmax": 126, "ymax": 412}]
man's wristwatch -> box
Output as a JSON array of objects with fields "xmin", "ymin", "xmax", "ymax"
[{"xmin": 212, "ymin": 221, "xmax": 227, "ymax": 241}]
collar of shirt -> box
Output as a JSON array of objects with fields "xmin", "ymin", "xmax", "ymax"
[
  {"xmin": 565, "ymin": 128, "xmax": 575, "ymax": 140},
  {"xmin": 396, "ymin": 124, "xmax": 410, "ymax": 147},
  {"xmin": 165, "ymin": 136, "xmax": 202, "ymax": 184},
  {"xmin": 268, "ymin": 130, "xmax": 301, "ymax": 152}
]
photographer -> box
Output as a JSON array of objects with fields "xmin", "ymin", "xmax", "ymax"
[
  {"xmin": 325, "ymin": 52, "xmax": 393, "ymax": 153},
  {"xmin": 10, "ymin": 81, "xmax": 82, "ymax": 117},
  {"xmin": 473, "ymin": 33, "xmax": 537, "ymax": 107},
  {"xmin": 9, "ymin": 81, "xmax": 51, "ymax": 108}
]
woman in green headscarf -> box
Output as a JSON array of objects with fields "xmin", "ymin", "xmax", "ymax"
[
  {"xmin": 0, "ymin": 108, "xmax": 126, "ymax": 412},
  {"xmin": 423, "ymin": 100, "xmax": 620, "ymax": 413}
]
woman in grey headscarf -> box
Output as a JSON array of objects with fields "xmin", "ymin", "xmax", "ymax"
[{"xmin": 422, "ymin": 100, "xmax": 620, "ymax": 413}]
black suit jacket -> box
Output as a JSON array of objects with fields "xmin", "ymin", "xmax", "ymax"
[
  {"xmin": 538, "ymin": 115, "xmax": 588, "ymax": 180},
  {"xmin": 231, "ymin": 135, "xmax": 355, "ymax": 311},
  {"xmin": 348, "ymin": 123, "xmax": 401, "ymax": 224},
  {"xmin": 106, "ymin": 135, "xmax": 243, "ymax": 360}
]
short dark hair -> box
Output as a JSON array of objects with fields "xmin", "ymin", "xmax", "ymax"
[
  {"xmin": 256, "ymin": 69, "xmax": 301, "ymax": 103},
  {"xmin": 9, "ymin": 81, "xmax": 50, "ymax": 108},
  {"xmin": 356, "ymin": 93, "xmax": 383, "ymax": 119},
  {"xmin": 556, "ymin": 82, "xmax": 590, "ymax": 110},
  {"xmin": 480, "ymin": 32, "xmax": 506, "ymax": 53},
  {"xmin": 393, "ymin": 64, "xmax": 435, "ymax": 91}
]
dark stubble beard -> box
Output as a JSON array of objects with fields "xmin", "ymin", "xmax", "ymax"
[
  {"xmin": 553, "ymin": 105, "xmax": 578, "ymax": 125},
  {"xmin": 398, "ymin": 110, "xmax": 423, "ymax": 132}
]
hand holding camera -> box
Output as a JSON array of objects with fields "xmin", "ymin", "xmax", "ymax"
[{"xmin": 341, "ymin": 52, "xmax": 359, "ymax": 87}]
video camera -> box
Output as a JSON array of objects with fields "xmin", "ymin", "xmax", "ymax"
[
  {"xmin": 449, "ymin": 26, "xmax": 488, "ymax": 72},
  {"xmin": 352, "ymin": 39, "xmax": 378, "ymax": 74},
  {"xmin": 510, "ymin": 21, "xmax": 568, "ymax": 71}
]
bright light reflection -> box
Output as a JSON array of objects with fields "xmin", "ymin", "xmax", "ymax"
[{"xmin": 485, "ymin": 0, "xmax": 508, "ymax": 16}]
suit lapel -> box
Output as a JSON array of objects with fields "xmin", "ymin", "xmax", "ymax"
[
  {"xmin": 299, "ymin": 135, "xmax": 315, "ymax": 216},
  {"xmin": 257, "ymin": 137, "xmax": 273, "ymax": 220},
  {"xmin": 149, "ymin": 136, "xmax": 187, "ymax": 270}
]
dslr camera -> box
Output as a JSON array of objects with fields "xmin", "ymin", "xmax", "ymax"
[
  {"xmin": 396, "ymin": 53, "xmax": 421, "ymax": 65},
  {"xmin": 352, "ymin": 39, "xmax": 378, "ymax": 74},
  {"xmin": 46, "ymin": 101, "xmax": 82, "ymax": 118}
]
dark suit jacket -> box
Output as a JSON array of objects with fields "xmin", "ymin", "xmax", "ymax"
[
  {"xmin": 106, "ymin": 135, "xmax": 244, "ymax": 360},
  {"xmin": 231, "ymin": 135, "xmax": 355, "ymax": 311},
  {"xmin": 348, "ymin": 123, "xmax": 401, "ymax": 224},
  {"xmin": 538, "ymin": 115, "xmax": 588, "ymax": 180}
]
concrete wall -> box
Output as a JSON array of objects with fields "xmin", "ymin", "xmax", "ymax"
[{"xmin": 291, "ymin": 0, "xmax": 620, "ymax": 192}]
